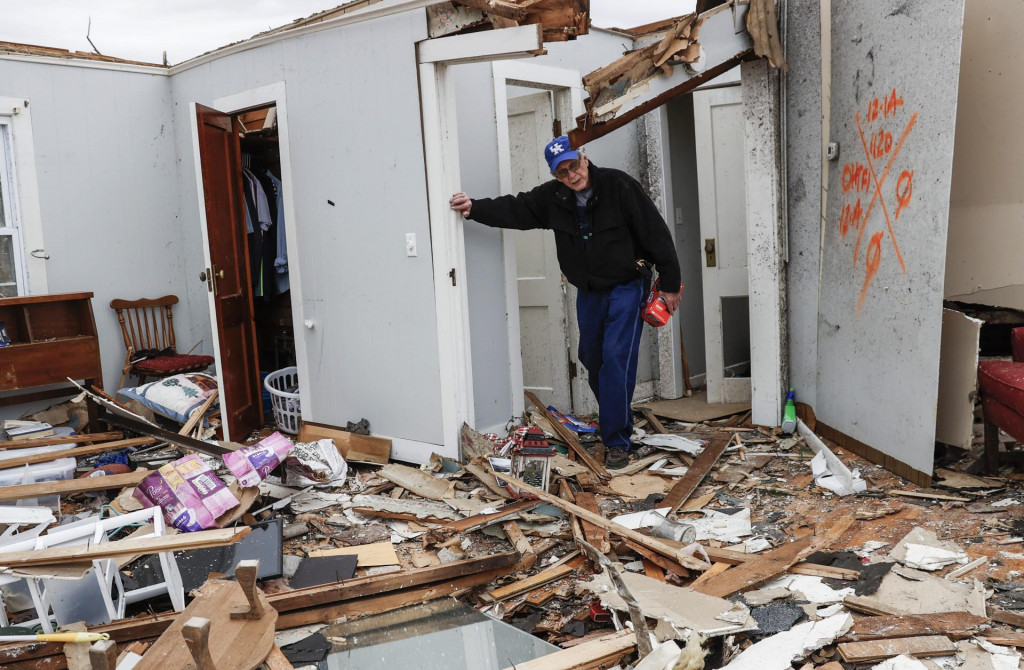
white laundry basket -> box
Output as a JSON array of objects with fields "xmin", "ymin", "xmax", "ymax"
[{"xmin": 264, "ymin": 366, "xmax": 301, "ymax": 434}]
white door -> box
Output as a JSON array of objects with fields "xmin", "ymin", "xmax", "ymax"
[
  {"xmin": 693, "ymin": 86, "xmax": 751, "ymax": 404},
  {"xmin": 507, "ymin": 91, "xmax": 574, "ymax": 412}
]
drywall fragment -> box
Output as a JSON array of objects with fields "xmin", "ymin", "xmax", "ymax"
[
  {"xmin": 638, "ymin": 434, "xmax": 705, "ymax": 455},
  {"xmin": 351, "ymin": 494, "xmax": 462, "ymax": 521},
  {"xmin": 578, "ymin": 571, "xmax": 756, "ymax": 638},
  {"xmin": 871, "ymin": 655, "xmax": 932, "ymax": 670},
  {"xmin": 972, "ymin": 639, "xmax": 1021, "ymax": 670},
  {"xmin": 889, "ymin": 528, "xmax": 968, "ymax": 571},
  {"xmin": 609, "ymin": 474, "xmax": 670, "ymax": 499},
  {"xmin": 763, "ymin": 574, "xmax": 855, "ymax": 604},
  {"xmin": 688, "ymin": 508, "xmax": 752, "ymax": 543},
  {"xmin": 721, "ymin": 613, "xmax": 853, "ymax": 670},
  {"xmin": 551, "ymin": 454, "xmax": 590, "ymax": 477},
  {"xmin": 742, "ymin": 586, "xmax": 792, "ymax": 606},
  {"xmin": 289, "ymin": 491, "xmax": 349, "ymax": 514},
  {"xmin": 797, "ymin": 419, "xmax": 867, "ymax": 495},
  {"xmin": 377, "ymin": 463, "xmax": 454, "ymax": 500},
  {"xmin": 853, "ymin": 568, "xmax": 986, "ymax": 616}
]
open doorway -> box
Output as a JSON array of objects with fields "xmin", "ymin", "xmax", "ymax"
[
  {"xmin": 194, "ymin": 91, "xmax": 300, "ymax": 442},
  {"xmin": 665, "ymin": 83, "xmax": 751, "ymax": 405}
]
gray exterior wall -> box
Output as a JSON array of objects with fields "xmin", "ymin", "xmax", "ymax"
[
  {"xmin": 0, "ymin": 59, "xmax": 188, "ymax": 395},
  {"xmin": 168, "ymin": 11, "xmax": 444, "ymax": 447}
]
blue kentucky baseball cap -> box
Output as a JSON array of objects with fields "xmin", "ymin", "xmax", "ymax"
[{"xmin": 544, "ymin": 136, "xmax": 579, "ymax": 174}]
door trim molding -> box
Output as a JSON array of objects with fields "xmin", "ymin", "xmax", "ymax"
[{"xmin": 491, "ymin": 61, "xmax": 584, "ymax": 417}]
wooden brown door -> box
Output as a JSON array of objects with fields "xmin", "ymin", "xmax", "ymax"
[{"xmin": 195, "ymin": 103, "xmax": 261, "ymax": 440}]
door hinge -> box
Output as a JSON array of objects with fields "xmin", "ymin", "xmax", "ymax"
[
  {"xmin": 568, "ymin": 359, "xmax": 577, "ymax": 380},
  {"xmin": 553, "ymin": 119, "xmax": 562, "ymax": 137},
  {"xmin": 449, "ymin": 268, "xmax": 457, "ymax": 286}
]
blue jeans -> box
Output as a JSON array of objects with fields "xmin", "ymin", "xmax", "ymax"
[{"xmin": 576, "ymin": 278, "xmax": 646, "ymax": 451}]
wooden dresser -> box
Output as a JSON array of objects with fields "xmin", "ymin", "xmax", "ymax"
[{"xmin": 0, "ymin": 292, "xmax": 103, "ymax": 410}]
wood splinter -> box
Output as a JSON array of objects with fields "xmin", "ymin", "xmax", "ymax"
[
  {"xmin": 182, "ymin": 617, "xmax": 215, "ymax": 670},
  {"xmin": 230, "ymin": 559, "xmax": 265, "ymax": 620}
]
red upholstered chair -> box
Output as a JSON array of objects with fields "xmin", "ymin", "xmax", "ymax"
[
  {"xmin": 110, "ymin": 296, "xmax": 215, "ymax": 389},
  {"xmin": 978, "ymin": 327, "xmax": 1024, "ymax": 473}
]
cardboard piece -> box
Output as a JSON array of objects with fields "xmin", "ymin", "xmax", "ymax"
[
  {"xmin": 308, "ymin": 542, "xmax": 399, "ymax": 567},
  {"xmin": 377, "ymin": 463, "xmax": 454, "ymax": 501},
  {"xmin": 298, "ymin": 421, "xmax": 391, "ymax": 465}
]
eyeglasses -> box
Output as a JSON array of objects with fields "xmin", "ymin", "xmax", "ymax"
[{"xmin": 554, "ymin": 158, "xmax": 584, "ymax": 180}]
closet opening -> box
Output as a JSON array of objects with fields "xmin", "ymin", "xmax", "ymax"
[{"xmin": 236, "ymin": 105, "xmax": 295, "ymax": 428}]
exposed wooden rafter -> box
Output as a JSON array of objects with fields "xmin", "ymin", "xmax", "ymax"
[
  {"xmin": 429, "ymin": 0, "xmax": 589, "ymax": 42},
  {"xmin": 568, "ymin": 0, "xmax": 786, "ymax": 147}
]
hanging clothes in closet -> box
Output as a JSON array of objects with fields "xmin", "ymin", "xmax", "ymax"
[{"xmin": 240, "ymin": 162, "xmax": 289, "ymax": 299}]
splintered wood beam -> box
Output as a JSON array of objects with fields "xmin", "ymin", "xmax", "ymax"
[
  {"xmin": 525, "ymin": 391, "xmax": 609, "ymax": 479},
  {"xmin": 574, "ymin": 492, "xmax": 610, "ymax": 554},
  {"xmin": 843, "ymin": 612, "xmax": 988, "ymax": 642},
  {"xmin": 442, "ymin": 499, "xmax": 542, "ymax": 533},
  {"xmin": 455, "ymin": 0, "xmax": 527, "ymax": 21},
  {"xmin": 692, "ymin": 517, "xmax": 855, "ymax": 599},
  {"xmin": 498, "ymin": 472, "xmax": 710, "ymax": 571}
]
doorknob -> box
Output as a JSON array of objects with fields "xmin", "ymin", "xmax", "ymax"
[
  {"xmin": 216, "ymin": 269, "xmax": 225, "ymax": 280},
  {"xmin": 704, "ymin": 238, "xmax": 717, "ymax": 267}
]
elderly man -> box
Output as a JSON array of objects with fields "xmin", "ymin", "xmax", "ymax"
[{"xmin": 450, "ymin": 136, "xmax": 681, "ymax": 469}]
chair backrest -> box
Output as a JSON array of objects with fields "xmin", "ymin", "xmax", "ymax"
[{"xmin": 110, "ymin": 295, "xmax": 180, "ymax": 356}]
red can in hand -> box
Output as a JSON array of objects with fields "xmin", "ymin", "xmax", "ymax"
[{"xmin": 642, "ymin": 278, "xmax": 679, "ymax": 327}]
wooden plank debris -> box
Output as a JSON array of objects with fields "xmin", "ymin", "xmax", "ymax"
[
  {"xmin": 0, "ymin": 469, "xmax": 150, "ymax": 503},
  {"xmin": 483, "ymin": 558, "xmax": 581, "ymax": 603},
  {"xmin": 298, "ymin": 420, "xmax": 391, "ymax": 465},
  {"xmin": 574, "ymin": 492, "xmax": 610, "ymax": 553},
  {"xmin": 843, "ymin": 612, "xmax": 988, "ymax": 642},
  {"xmin": 443, "ymin": 498, "xmax": 542, "ymax": 533},
  {"xmin": 836, "ymin": 635, "xmax": 957, "ymax": 663},
  {"xmin": 499, "ymin": 472, "xmax": 710, "ymax": 571},
  {"xmin": 694, "ymin": 517, "xmax": 855, "ymax": 598},
  {"xmin": 0, "ymin": 431, "xmax": 124, "ymax": 450},
  {"xmin": 0, "ymin": 436, "xmax": 154, "ymax": 471},
  {"xmin": 664, "ymin": 434, "xmax": 730, "ymax": 514},
  {"xmin": 990, "ymin": 607, "xmax": 1024, "ymax": 629},
  {"xmin": 503, "ymin": 521, "xmax": 538, "ymax": 571},
  {"xmin": 525, "ymin": 391, "xmax": 609, "ymax": 479},
  {"xmin": 0, "ymin": 527, "xmax": 250, "ymax": 568},
  {"xmin": 889, "ymin": 489, "xmax": 972, "ymax": 503},
  {"xmin": 500, "ymin": 630, "xmax": 636, "ymax": 670}
]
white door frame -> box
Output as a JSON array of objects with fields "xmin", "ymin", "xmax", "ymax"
[
  {"xmin": 188, "ymin": 81, "xmax": 306, "ymax": 440},
  {"xmin": 418, "ymin": 25, "xmax": 545, "ymax": 455},
  {"xmin": 491, "ymin": 61, "xmax": 585, "ymax": 418}
]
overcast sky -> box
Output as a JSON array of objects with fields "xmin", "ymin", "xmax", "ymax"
[{"xmin": 0, "ymin": 0, "xmax": 694, "ymax": 65}]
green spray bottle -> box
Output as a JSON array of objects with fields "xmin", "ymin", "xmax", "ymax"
[{"xmin": 781, "ymin": 388, "xmax": 797, "ymax": 433}]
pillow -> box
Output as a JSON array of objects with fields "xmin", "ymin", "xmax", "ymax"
[{"xmin": 118, "ymin": 373, "xmax": 218, "ymax": 423}]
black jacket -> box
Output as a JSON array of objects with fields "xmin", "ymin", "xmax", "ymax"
[{"xmin": 469, "ymin": 162, "xmax": 681, "ymax": 293}]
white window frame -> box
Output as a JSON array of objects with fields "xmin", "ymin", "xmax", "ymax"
[{"xmin": 0, "ymin": 97, "xmax": 46, "ymax": 295}]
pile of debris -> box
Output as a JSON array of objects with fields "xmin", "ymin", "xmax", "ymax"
[{"xmin": 0, "ymin": 391, "xmax": 1021, "ymax": 670}]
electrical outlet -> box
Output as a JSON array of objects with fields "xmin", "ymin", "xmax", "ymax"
[{"xmin": 406, "ymin": 233, "xmax": 417, "ymax": 257}]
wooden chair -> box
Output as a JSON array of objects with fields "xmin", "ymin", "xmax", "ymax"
[{"xmin": 110, "ymin": 295, "xmax": 215, "ymax": 389}]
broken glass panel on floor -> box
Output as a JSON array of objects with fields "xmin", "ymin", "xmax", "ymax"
[{"xmin": 313, "ymin": 598, "xmax": 558, "ymax": 669}]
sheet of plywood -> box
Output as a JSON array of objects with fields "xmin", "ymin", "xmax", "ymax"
[
  {"xmin": 935, "ymin": 309, "xmax": 982, "ymax": 449},
  {"xmin": 634, "ymin": 391, "xmax": 750, "ymax": 422}
]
